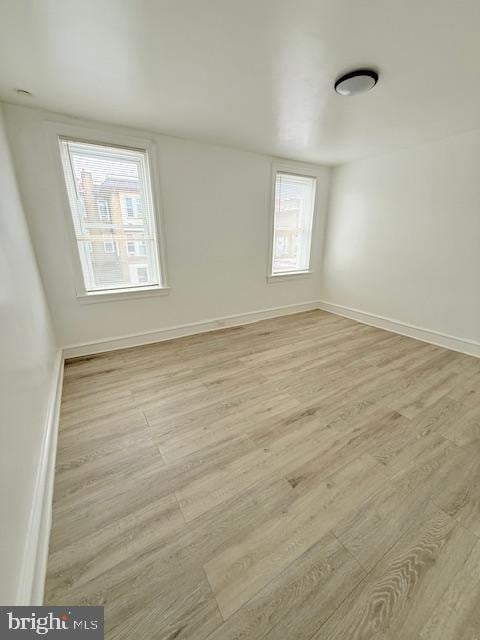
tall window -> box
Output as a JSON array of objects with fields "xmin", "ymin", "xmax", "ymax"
[
  {"xmin": 124, "ymin": 196, "xmax": 135, "ymax": 218},
  {"xmin": 270, "ymin": 171, "xmax": 316, "ymax": 276},
  {"xmin": 59, "ymin": 138, "xmax": 164, "ymax": 294},
  {"xmin": 97, "ymin": 199, "xmax": 111, "ymax": 221}
]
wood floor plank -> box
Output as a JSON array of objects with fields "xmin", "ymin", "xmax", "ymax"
[
  {"xmin": 155, "ymin": 393, "xmax": 299, "ymax": 464},
  {"xmin": 50, "ymin": 434, "xmax": 259, "ymax": 546},
  {"xmin": 175, "ymin": 444, "xmax": 283, "ymax": 522},
  {"xmin": 420, "ymin": 540, "xmax": 480, "ymax": 640},
  {"xmin": 56, "ymin": 409, "xmax": 149, "ymax": 462},
  {"xmin": 205, "ymin": 532, "xmax": 366, "ymax": 640},
  {"xmin": 53, "ymin": 430, "xmax": 161, "ymax": 497},
  {"xmin": 437, "ymin": 400, "xmax": 480, "ymax": 450},
  {"xmin": 204, "ymin": 453, "xmax": 388, "ymax": 619},
  {"xmin": 377, "ymin": 429, "xmax": 465, "ymax": 483},
  {"xmin": 313, "ymin": 503, "xmax": 477, "ymax": 639},
  {"xmin": 380, "ymin": 350, "xmax": 476, "ymax": 419},
  {"xmin": 448, "ymin": 368, "xmax": 480, "ymax": 404},
  {"xmin": 48, "ymin": 478, "xmax": 295, "ymax": 637},
  {"xmin": 46, "ymin": 493, "xmax": 184, "ymax": 602},
  {"xmin": 331, "ymin": 478, "xmax": 431, "ymax": 571},
  {"xmin": 107, "ymin": 574, "xmax": 222, "ymax": 640},
  {"xmin": 430, "ymin": 451, "xmax": 480, "ymax": 537}
]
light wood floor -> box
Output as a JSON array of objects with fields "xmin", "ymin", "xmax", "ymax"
[{"xmin": 46, "ymin": 310, "xmax": 480, "ymax": 639}]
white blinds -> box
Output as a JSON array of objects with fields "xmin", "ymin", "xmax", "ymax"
[
  {"xmin": 59, "ymin": 139, "xmax": 161, "ymax": 292},
  {"xmin": 272, "ymin": 172, "xmax": 316, "ymax": 274}
]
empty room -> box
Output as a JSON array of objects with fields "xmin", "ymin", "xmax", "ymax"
[{"xmin": 1, "ymin": 0, "xmax": 480, "ymax": 638}]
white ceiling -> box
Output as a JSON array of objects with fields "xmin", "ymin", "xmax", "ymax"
[{"xmin": 1, "ymin": 0, "xmax": 480, "ymax": 165}]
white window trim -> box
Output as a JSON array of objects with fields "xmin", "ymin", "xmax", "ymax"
[
  {"xmin": 46, "ymin": 121, "xmax": 170, "ymax": 301},
  {"xmin": 267, "ymin": 159, "xmax": 321, "ymax": 283},
  {"xmin": 76, "ymin": 285, "xmax": 170, "ymax": 304}
]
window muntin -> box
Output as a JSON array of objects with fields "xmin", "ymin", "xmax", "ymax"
[
  {"xmin": 271, "ymin": 172, "xmax": 316, "ymax": 275},
  {"xmin": 59, "ymin": 138, "xmax": 163, "ymax": 293}
]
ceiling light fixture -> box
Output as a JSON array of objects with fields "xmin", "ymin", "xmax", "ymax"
[{"xmin": 334, "ymin": 69, "xmax": 378, "ymax": 96}]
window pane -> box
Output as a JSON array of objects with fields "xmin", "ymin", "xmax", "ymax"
[
  {"xmin": 97, "ymin": 200, "xmax": 110, "ymax": 220},
  {"xmin": 272, "ymin": 172, "xmax": 316, "ymax": 274},
  {"xmin": 59, "ymin": 139, "xmax": 161, "ymax": 292}
]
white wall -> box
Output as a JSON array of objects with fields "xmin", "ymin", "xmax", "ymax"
[
  {"xmin": 3, "ymin": 104, "xmax": 331, "ymax": 349},
  {"xmin": 321, "ymin": 131, "xmax": 480, "ymax": 344},
  {"xmin": 0, "ymin": 105, "xmax": 58, "ymax": 603}
]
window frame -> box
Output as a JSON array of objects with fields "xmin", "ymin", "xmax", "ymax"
[
  {"xmin": 48, "ymin": 122, "xmax": 170, "ymax": 302},
  {"xmin": 127, "ymin": 240, "xmax": 147, "ymax": 256},
  {"xmin": 97, "ymin": 199, "xmax": 111, "ymax": 221},
  {"xmin": 121, "ymin": 194, "xmax": 142, "ymax": 221},
  {"xmin": 103, "ymin": 240, "xmax": 116, "ymax": 254},
  {"xmin": 267, "ymin": 160, "xmax": 320, "ymax": 283},
  {"xmin": 129, "ymin": 263, "xmax": 150, "ymax": 284}
]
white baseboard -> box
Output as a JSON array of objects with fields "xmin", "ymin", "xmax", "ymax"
[
  {"xmin": 62, "ymin": 301, "xmax": 320, "ymax": 358},
  {"xmin": 63, "ymin": 299, "xmax": 480, "ymax": 359},
  {"xmin": 17, "ymin": 351, "xmax": 64, "ymax": 605},
  {"xmin": 318, "ymin": 300, "xmax": 480, "ymax": 358}
]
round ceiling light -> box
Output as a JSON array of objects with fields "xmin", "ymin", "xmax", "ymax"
[{"xmin": 334, "ymin": 69, "xmax": 378, "ymax": 96}]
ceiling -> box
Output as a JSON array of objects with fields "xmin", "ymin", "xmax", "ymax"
[{"xmin": 1, "ymin": 0, "xmax": 480, "ymax": 165}]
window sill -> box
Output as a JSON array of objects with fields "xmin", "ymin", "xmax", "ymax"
[
  {"xmin": 267, "ymin": 271, "xmax": 312, "ymax": 283},
  {"xmin": 76, "ymin": 285, "xmax": 170, "ymax": 304}
]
